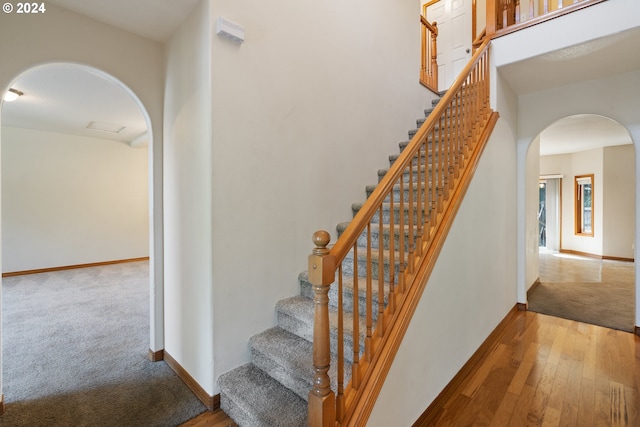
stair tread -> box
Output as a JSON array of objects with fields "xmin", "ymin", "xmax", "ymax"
[
  {"xmin": 299, "ymin": 270, "xmax": 390, "ymax": 302},
  {"xmin": 219, "ymin": 363, "xmax": 307, "ymax": 427},
  {"xmin": 277, "ymin": 295, "xmax": 368, "ymax": 339},
  {"xmin": 250, "ymin": 326, "xmax": 353, "ymax": 401},
  {"xmin": 250, "ymin": 327, "xmax": 313, "ymax": 380}
]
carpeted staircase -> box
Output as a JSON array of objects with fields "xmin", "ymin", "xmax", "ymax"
[{"xmin": 218, "ymin": 95, "xmax": 443, "ymax": 427}]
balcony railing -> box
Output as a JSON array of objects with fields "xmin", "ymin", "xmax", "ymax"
[
  {"xmin": 420, "ymin": 16, "xmax": 439, "ymax": 93},
  {"xmin": 486, "ymin": 0, "xmax": 607, "ymax": 37}
]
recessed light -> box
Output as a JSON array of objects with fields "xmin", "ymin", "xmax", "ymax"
[
  {"xmin": 3, "ymin": 88, "xmax": 24, "ymax": 102},
  {"xmin": 86, "ymin": 121, "xmax": 126, "ymax": 134}
]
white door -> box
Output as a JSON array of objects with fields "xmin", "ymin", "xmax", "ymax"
[{"xmin": 426, "ymin": 0, "xmax": 472, "ymax": 92}]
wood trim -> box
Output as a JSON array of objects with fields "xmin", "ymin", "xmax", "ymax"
[
  {"xmin": 413, "ymin": 305, "xmax": 521, "ymax": 426},
  {"xmin": 516, "ymin": 302, "xmax": 528, "ymax": 311},
  {"xmin": 527, "ymin": 278, "xmax": 541, "ymax": 297},
  {"xmin": 148, "ymin": 348, "xmax": 165, "ymax": 362},
  {"xmin": 635, "ymin": 326, "xmax": 640, "ymax": 338},
  {"xmin": 559, "ymin": 249, "xmax": 634, "ymax": 263},
  {"xmin": 164, "ymin": 351, "xmax": 218, "ymax": 411},
  {"xmin": 345, "ymin": 112, "xmax": 500, "ymax": 427},
  {"xmin": 2, "ymin": 257, "xmax": 150, "ymax": 278},
  {"xmin": 0, "ymin": 394, "xmax": 4, "ymax": 415},
  {"xmin": 602, "ymin": 255, "xmax": 635, "ymax": 263}
]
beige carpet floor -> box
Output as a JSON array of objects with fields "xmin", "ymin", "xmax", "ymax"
[
  {"xmin": 527, "ymin": 251, "xmax": 635, "ymax": 332},
  {"xmin": 1, "ymin": 261, "xmax": 207, "ymax": 426}
]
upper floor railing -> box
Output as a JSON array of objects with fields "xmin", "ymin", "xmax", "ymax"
[
  {"xmin": 420, "ymin": 16, "xmax": 439, "ymax": 93},
  {"xmin": 486, "ymin": 0, "xmax": 607, "ymax": 37}
]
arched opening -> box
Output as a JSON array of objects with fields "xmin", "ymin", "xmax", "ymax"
[
  {"xmin": 524, "ymin": 114, "xmax": 636, "ymax": 332},
  {"xmin": 0, "ymin": 63, "xmax": 178, "ymax": 422}
]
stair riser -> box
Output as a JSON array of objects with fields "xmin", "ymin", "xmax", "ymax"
[
  {"xmin": 341, "ymin": 252, "xmax": 401, "ymax": 283},
  {"xmin": 399, "ymin": 140, "xmax": 465, "ymax": 156},
  {"xmin": 299, "ymin": 275, "xmax": 386, "ymax": 321},
  {"xmin": 351, "ymin": 205, "xmax": 429, "ymax": 226},
  {"xmin": 250, "ymin": 348, "xmax": 311, "ymax": 402},
  {"xmin": 338, "ymin": 224, "xmax": 421, "ymax": 253},
  {"xmin": 389, "ymin": 153, "xmax": 455, "ymax": 170},
  {"xmin": 277, "ymin": 311, "xmax": 364, "ymax": 365},
  {"xmin": 378, "ymin": 166, "xmax": 437, "ymax": 183},
  {"xmin": 367, "ymin": 186, "xmax": 436, "ymax": 204},
  {"xmin": 220, "ymin": 394, "xmax": 257, "ymax": 427}
]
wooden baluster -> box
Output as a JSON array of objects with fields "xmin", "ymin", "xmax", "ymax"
[
  {"xmin": 351, "ymin": 244, "xmax": 361, "ymax": 388},
  {"xmin": 443, "ymin": 100, "xmax": 455, "ymax": 188},
  {"xmin": 439, "ymin": 115, "xmax": 447, "ymax": 202},
  {"xmin": 336, "ymin": 266, "xmax": 345, "ymax": 422},
  {"xmin": 378, "ymin": 206, "xmax": 386, "ymax": 336},
  {"xmin": 398, "ymin": 176, "xmax": 406, "ymax": 294},
  {"xmin": 430, "ymin": 23, "xmax": 438, "ymax": 89},
  {"xmin": 422, "ymin": 139, "xmax": 429, "ymax": 245},
  {"xmin": 502, "ymin": 0, "xmax": 509, "ymax": 29},
  {"xmin": 430, "ymin": 127, "xmax": 437, "ymax": 230},
  {"xmin": 407, "ymin": 156, "xmax": 415, "ymax": 275},
  {"xmin": 486, "ymin": 0, "xmax": 498, "ymax": 36},
  {"xmin": 365, "ymin": 224, "xmax": 373, "ymax": 362},
  {"xmin": 416, "ymin": 138, "xmax": 424, "ymax": 258},
  {"xmin": 421, "ymin": 19, "xmax": 427, "ymax": 84},
  {"xmin": 308, "ymin": 231, "xmax": 336, "ymax": 427},
  {"xmin": 388, "ymin": 188, "xmax": 396, "ymax": 315},
  {"xmin": 485, "ymin": 51, "xmax": 491, "ymax": 118}
]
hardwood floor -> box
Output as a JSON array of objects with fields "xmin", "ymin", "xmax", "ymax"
[
  {"xmin": 179, "ymin": 408, "xmax": 237, "ymax": 427},
  {"xmin": 182, "ymin": 311, "xmax": 640, "ymax": 427},
  {"xmin": 417, "ymin": 310, "xmax": 640, "ymax": 427}
]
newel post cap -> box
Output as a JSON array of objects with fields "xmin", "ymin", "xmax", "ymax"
[{"xmin": 312, "ymin": 230, "xmax": 331, "ymax": 255}]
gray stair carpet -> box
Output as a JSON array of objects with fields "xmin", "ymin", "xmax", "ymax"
[{"xmin": 218, "ymin": 96, "xmax": 443, "ymax": 427}]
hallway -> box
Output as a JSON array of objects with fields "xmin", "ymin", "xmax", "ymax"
[
  {"xmin": 528, "ymin": 251, "xmax": 635, "ymax": 332},
  {"xmin": 416, "ymin": 309, "xmax": 640, "ymax": 427}
]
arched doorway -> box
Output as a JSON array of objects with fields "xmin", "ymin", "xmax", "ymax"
[
  {"xmin": 0, "ymin": 63, "xmax": 162, "ymax": 409},
  {"xmin": 524, "ymin": 114, "xmax": 636, "ymax": 331}
]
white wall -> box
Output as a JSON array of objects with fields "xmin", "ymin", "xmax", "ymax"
[
  {"xmin": 2, "ymin": 127, "xmax": 148, "ymax": 272},
  {"xmin": 552, "ymin": 148, "xmax": 604, "ymax": 255},
  {"xmin": 369, "ymin": 118, "xmax": 517, "ymax": 426},
  {"xmin": 163, "ymin": 0, "xmax": 215, "ymax": 395},
  {"xmin": 525, "ymin": 135, "xmax": 540, "ymax": 289},
  {"xmin": 207, "ymin": 0, "xmax": 434, "ymax": 389},
  {"xmin": 603, "ymin": 145, "xmax": 635, "ymax": 259},
  {"xmin": 540, "ymin": 144, "xmax": 635, "ymax": 259}
]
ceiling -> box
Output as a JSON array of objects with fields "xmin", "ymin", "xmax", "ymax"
[
  {"xmin": 1, "ymin": 3, "xmax": 637, "ymax": 155},
  {"xmin": 47, "ymin": 0, "xmax": 200, "ymax": 42},
  {"xmin": 498, "ymin": 26, "xmax": 640, "ymax": 156},
  {"xmin": 2, "ymin": 0, "xmax": 202, "ymax": 147},
  {"xmin": 539, "ymin": 114, "xmax": 632, "ymax": 157},
  {"xmin": 3, "ymin": 64, "xmax": 148, "ymax": 146},
  {"xmin": 499, "ymin": 26, "xmax": 640, "ymax": 96}
]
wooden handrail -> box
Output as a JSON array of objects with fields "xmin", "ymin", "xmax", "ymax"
[
  {"xmin": 485, "ymin": 0, "xmax": 607, "ymax": 38},
  {"xmin": 420, "ymin": 16, "xmax": 439, "ymax": 94},
  {"xmin": 309, "ymin": 39, "xmax": 496, "ymax": 427},
  {"xmin": 472, "ymin": 27, "xmax": 487, "ymax": 52}
]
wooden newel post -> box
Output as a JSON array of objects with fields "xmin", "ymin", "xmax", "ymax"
[
  {"xmin": 308, "ymin": 230, "xmax": 336, "ymax": 427},
  {"xmin": 430, "ymin": 22, "xmax": 438, "ymax": 85}
]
